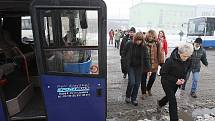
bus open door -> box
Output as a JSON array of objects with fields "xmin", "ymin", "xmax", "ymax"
[
  {"xmin": 31, "ymin": 0, "xmax": 107, "ymax": 121},
  {"xmin": 0, "ymin": 1, "xmax": 44, "ymax": 120},
  {"xmin": 0, "ymin": 86, "xmax": 7, "ymax": 121}
]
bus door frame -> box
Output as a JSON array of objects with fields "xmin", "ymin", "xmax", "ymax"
[
  {"xmin": 31, "ymin": 1, "xmax": 107, "ymax": 120},
  {"xmin": 0, "ymin": 87, "xmax": 10, "ymax": 121}
]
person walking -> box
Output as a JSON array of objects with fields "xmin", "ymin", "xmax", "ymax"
[
  {"xmin": 157, "ymin": 30, "xmax": 168, "ymax": 76},
  {"xmin": 120, "ymin": 27, "xmax": 136, "ymax": 78},
  {"xmin": 181, "ymin": 38, "xmax": 208, "ymax": 98},
  {"xmin": 157, "ymin": 42, "xmax": 193, "ymax": 121},
  {"xmin": 141, "ymin": 30, "xmax": 164, "ymax": 99},
  {"xmin": 124, "ymin": 32, "xmax": 150, "ymax": 106},
  {"xmin": 179, "ymin": 30, "xmax": 184, "ymax": 41},
  {"xmin": 109, "ymin": 29, "xmax": 114, "ymax": 45},
  {"xmin": 114, "ymin": 29, "xmax": 121, "ymax": 49}
]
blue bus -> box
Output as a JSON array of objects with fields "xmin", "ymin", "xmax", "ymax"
[
  {"xmin": 0, "ymin": 0, "xmax": 107, "ymax": 121},
  {"xmin": 187, "ymin": 16, "xmax": 215, "ymax": 47}
]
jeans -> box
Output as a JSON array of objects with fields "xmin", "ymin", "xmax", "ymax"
[
  {"xmin": 191, "ymin": 72, "xmax": 200, "ymax": 93},
  {"xmin": 115, "ymin": 40, "xmax": 120, "ymax": 49},
  {"xmin": 126, "ymin": 67, "xmax": 141, "ymax": 101},
  {"xmin": 159, "ymin": 81, "xmax": 179, "ymax": 121},
  {"xmin": 141, "ymin": 72, "xmax": 156, "ymax": 94}
]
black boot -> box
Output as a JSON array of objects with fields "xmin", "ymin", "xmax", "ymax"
[{"xmin": 123, "ymin": 73, "xmax": 127, "ymax": 78}]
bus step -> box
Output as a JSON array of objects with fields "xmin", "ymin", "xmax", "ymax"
[
  {"xmin": 10, "ymin": 87, "xmax": 46, "ymax": 121},
  {"xmin": 10, "ymin": 115, "xmax": 46, "ymax": 121}
]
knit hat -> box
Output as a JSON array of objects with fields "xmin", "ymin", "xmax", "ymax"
[
  {"xmin": 129, "ymin": 27, "xmax": 136, "ymax": 33},
  {"xmin": 194, "ymin": 38, "xmax": 202, "ymax": 44}
]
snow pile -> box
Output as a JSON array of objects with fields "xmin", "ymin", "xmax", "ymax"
[{"xmin": 195, "ymin": 113, "xmax": 215, "ymax": 121}]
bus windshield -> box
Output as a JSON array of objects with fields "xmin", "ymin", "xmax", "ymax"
[
  {"xmin": 206, "ymin": 18, "xmax": 215, "ymax": 36},
  {"xmin": 188, "ymin": 17, "xmax": 206, "ymax": 36},
  {"xmin": 188, "ymin": 17, "xmax": 215, "ymax": 36}
]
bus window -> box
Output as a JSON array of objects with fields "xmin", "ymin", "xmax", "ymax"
[
  {"xmin": 21, "ymin": 16, "xmax": 33, "ymax": 44},
  {"xmin": 38, "ymin": 9, "xmax": 99, "ymax": 75},
  {"xmin": 61, "ymin": 10, "xmax": 98, "ymax": 47},
  {"xmin": 22, "ymin": 17, "xmax": 32, "ymax": 30},
  {"xmin": 44, "ymin": 49, "xmax": 99, "ymax": 74},
  {"xmin": 188, "ymin": 21, "xmax": 195, "ymax": 34},
  {"xmin": 40, "ymin": 10, "xmax": 98, "ymax": 48},
  {"xmin": 197, "ymin": 22, "xmax": 205, "ymax": 34},
  {"xmin": 44, "ymin": 16, "xmax": 54, "ymax": 47},
  {"xmin": 206, "ymin": 18, "xmax": 215, "ymax": 36}
]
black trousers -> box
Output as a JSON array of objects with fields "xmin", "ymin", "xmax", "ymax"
[
  {"xmin": 120, "ymin": 58, "xmax": 127, "ymax": 75},
  {"xmin": 158, "ymin": 81, "xmax": 179, "ymax": 121},
  {"xmin": 141, "ymin": 72, "xmax": 157, "ymax": 94},
  {"xmin": 115, "ymin": 40, "xmax": 120, "ymax": 49}
]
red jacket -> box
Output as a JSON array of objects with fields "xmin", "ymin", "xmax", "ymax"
[{"xmin": 158, "ymin": 38, "xmax": 168, "ymax": 57}]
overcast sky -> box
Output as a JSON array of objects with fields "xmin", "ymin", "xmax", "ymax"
[{"xmin": 104, "ymin": 0, "xmax": 215, "ymax": 19}]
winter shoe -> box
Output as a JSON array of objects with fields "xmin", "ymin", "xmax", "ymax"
[
  {"xmin": 123, "ymin": 74, "xmax": 127, "ymax": 79},
  {"xmin": 190, "ymin": 92, "xmax": 197, "ymax": 98},
  {"xmin": 147, "ymin": 90, "xmax": 152, "ymax": 96},
  {"xmin": 156, "ymin": 100, "xmax": 162, "ymax": 113},
  {"xmin": 141, "ymin": 94, "xmax": 147, "ymax": 100},
  {"xmin": 131, "ymin": 100, "xmax": 138, "ymax": 106},
  {"xmin": 125, "ymin": 97, "xmax": 130, "ymax": 103}
]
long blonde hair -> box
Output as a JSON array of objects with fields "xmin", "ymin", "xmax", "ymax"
[{"xmin": 146, "ymin": 29, "xmax": 157, "ymax": 42}]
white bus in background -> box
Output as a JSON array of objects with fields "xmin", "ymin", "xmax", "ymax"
[
  {"xmin": 21, "ymin": 16, "xmax": 33, "ymax": 44},
  {"xmin": 187, "ymin": 16, "xmax": 215, "ymax": 48}
]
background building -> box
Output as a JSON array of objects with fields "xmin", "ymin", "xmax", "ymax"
[
  {"xmin": 196, "ymin": 5, "xmax": 215, "ymax": 16},
  {"xmin": 129, "ymin": 2, "xmax": 215, "ymax": 34},
  {"xmin": 107, "ymin": 19, "xmax": 129, "ymax": 31}
]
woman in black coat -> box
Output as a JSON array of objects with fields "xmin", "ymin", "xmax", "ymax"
[
  {"xmin": 124, "ymin": 32, "xmax": 151, "ymax": 106},
  {"xmin": 157, "ymin": 43, "xmax": 193, "ymax": 121}
]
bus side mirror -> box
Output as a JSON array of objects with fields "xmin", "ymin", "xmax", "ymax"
[{"xmin": 79, "ymin": 10, "xmax": 88, "ymax": 29}]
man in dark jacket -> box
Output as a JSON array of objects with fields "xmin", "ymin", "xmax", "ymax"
[
  {"xmin": 120, "ymin": 27, "xmax": 135, "ymax": 78},
  {"xmin": 182, "ymin": 38, "xmax": 208, "ymax": 98},
  {"xmin": 157, "ymin": 43, "xmax": 193, "ymax": 121}
]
